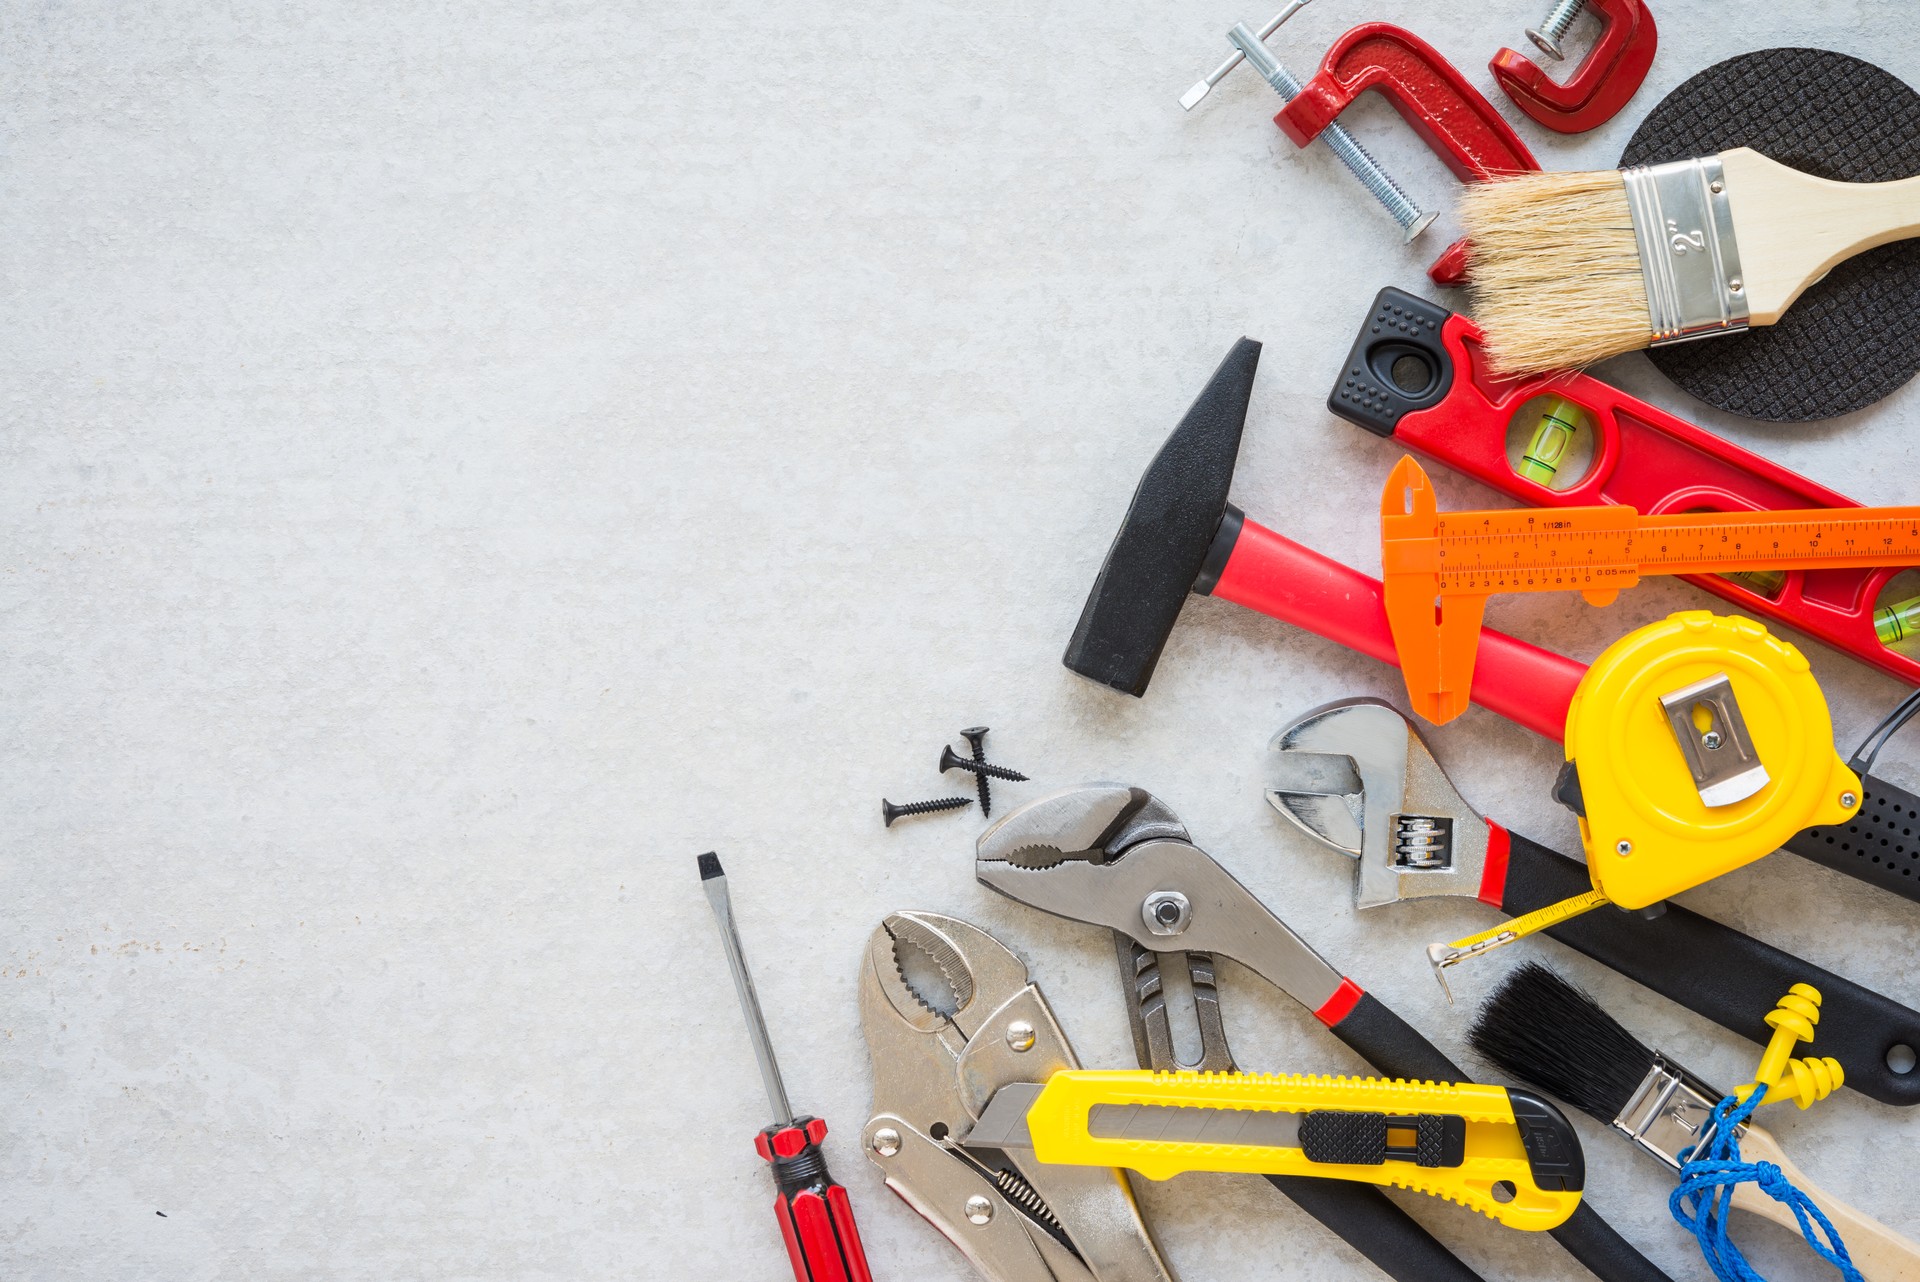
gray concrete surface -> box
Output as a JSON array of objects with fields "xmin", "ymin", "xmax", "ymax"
[{"xmin": 5, "ymin": 1, "xmax": 1918, "ymax": 1278}]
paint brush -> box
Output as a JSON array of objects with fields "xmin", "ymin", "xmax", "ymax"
[
  {"xmin": 1467, "ymin": 963, "xmax": 1920, "ymax": 1281},
  {"xmin": 1460, "ymin": 149, "xmax": 1920, "ymax": 374}
]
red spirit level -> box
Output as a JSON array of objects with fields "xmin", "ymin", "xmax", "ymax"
[{"xmin": 1329, "ymin": 287, "xmax": 1920, "ymax": 695}]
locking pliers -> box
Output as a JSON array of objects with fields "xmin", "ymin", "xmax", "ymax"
[
  {"xmin": 858, "ymin": 910, "xmax": 1176, "ymax": 1282},
  {"xmin": 975, "ymin": 784, "xmax": 1677, "ymax": 1282}
]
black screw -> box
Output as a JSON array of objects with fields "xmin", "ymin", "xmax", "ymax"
[
  {"xmin": 961, "ymin": 726, "xmax": 992, "ymax": 817},
  {"xmin": 939, "ymin": 744, "xmax": 1028, "ymax": 782},
  {"xmin": 882, "ymin": 796, "xmax": 974, "ymax": 827}
]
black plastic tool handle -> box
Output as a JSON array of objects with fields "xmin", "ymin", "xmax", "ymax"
[
  {"xmin": 1788, "ymin": 774, "xmax": 1920, "ymax": 903},
  {"xmin": 1266, "ymin": 1175, "xmax": 1486, "ymax": 1282},
  {"xmin": 1498, "ymin": 826, "xmax": 1920, "ymax": 1107},
  {"xmin": 1327, "ymin": 992, "xmax": 1676, "ymax": 1282}
]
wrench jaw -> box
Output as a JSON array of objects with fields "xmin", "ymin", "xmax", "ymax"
[
  {"xmin": 1267, "ymin": 699, "xmax": 1491, "ymax": 910},
  {"xmin": 976, "ymin": 785, "xmax": 1191, "ymax": 871},
  {"xmin": 858, "ymin": 910, "xmax": 1179, "ymax": 1282},
  {"xmin": 861, "ymin": 913, "xmax": 1035, "ymax": 1125},
  {"xmin": 977, "ymin": 788, "xmax": 1350, "ymax": 1023},
  {"xmin": 983, "ymin": 789, "xmax": 1243, "ymax": 1079}
]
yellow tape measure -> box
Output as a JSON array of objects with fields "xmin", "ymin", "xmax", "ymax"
[{"xmin": 1428, "ymin": 613, "xmax": 1861, "ymax": 994}]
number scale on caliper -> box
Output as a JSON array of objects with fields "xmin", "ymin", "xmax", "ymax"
[
  {"xmin": 1383, "ymin": 455, "xmax": 1920, "ymax": 724},
  {"xmin": 1433, "ymin": 516, "xmax": 1920, "ymax": 593}
]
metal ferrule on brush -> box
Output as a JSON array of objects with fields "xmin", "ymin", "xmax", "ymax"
[
  {"xmin": 1622, "ymin": 157, "xmax": 1750, "ymax": 346},
  {"xmin": 1610, "ymin": 1053, "xmax": 1739, "ymax": 1171}
]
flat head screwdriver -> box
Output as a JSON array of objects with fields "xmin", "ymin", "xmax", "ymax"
[{"xmin": 699, "ymin": 853, "xmax": 874, "ymax": 1282}]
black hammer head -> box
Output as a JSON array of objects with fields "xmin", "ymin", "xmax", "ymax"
[{"xmin": 1061, "ymin": 338, "xmax": 1260, "ymax": 697}]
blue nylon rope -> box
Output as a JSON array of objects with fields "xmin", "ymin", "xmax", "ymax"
[{"xmin": 1668, "ymin": 1090, "xmax": 1863, "ymax": 1282}]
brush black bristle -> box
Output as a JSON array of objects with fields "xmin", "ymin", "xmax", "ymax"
[
  {"xmin": 697, "ymin": 851, "xmax": 723, "ymax": 880},
  {"xmin": 1468, "ymin": 962, "xmax": 1657, "ymax": 1124}
]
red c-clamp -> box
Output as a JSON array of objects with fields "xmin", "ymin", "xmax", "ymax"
[
  {"xmin": 1272, "ymin": 23, "xmax": 1539, "ymax": 284},
  {"xmin": 1490, "ymin": 0, "xmax": 1658, "ymax": 134}
]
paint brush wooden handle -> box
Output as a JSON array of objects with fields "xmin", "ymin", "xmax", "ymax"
[
  {"xmin": 1719, "ymin": 147, "xmax": 1920, "ymax": 323},
  {"xmin": 1733, "ymin": 1125, "xmax": 1920, "ymax": 1282}
]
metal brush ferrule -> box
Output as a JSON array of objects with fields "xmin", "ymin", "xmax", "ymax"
[
  {"xmin": 1610, "ymin": 1053, "xmax": 1737, "ymax": 1171},
  {"xmin": 1622, "ymin": 157, "xmax": 1750, "ymax": 346}
]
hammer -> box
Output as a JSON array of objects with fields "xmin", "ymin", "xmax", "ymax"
[{"xmin": 1061, "ymin": 338, "xmax": 1579, "ymax": 739}]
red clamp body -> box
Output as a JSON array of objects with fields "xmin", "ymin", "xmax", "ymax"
[
  {"xmin": 1328, "ymin": 287, "xmax": 1920, "ymax": 693},
  {"xmin": 1273, "ymin": 23, "xmax": 1537, "ymax": 285},
  {"xmin": 1276, "ymin": 23, "xmax": 1538, "ymax": 180},
  {"xmin": 1491, "ymin": 0, "xmax": 1658, "ymax": 135}
]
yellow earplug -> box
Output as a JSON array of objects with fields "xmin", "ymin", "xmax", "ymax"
[{"xmin": 1734, "ymin": 985, "xmax": 1844, "ymax": 1109}]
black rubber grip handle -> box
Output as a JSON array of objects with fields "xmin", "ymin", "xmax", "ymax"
[
  {"xmin": 1550, "ymin": 1202, "xmax": 1676, "ymax": 1282},
  {"xmin": 1329, "ymin": 992, "xmax": 1676, "ymax": 1282},
  {"xmin": 1265, "ymin": 1175, "xmax": 1486, "ymax": 1282},
  {"xmin": 1500, "ymin": 827, "xmax": 1920, "ymax": 1107},
  {"xmin": 1786, "ymin": 773, "xmax": 1920, "ymax": 903},
  {"xmin": 1326, "ymin": 991, "xmax": 1462, "ymax": 1082}
]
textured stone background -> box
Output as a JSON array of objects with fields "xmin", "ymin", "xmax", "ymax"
[{"xmin": 5, "ymin": 2, "xmax": 1918, "ymax": 1278}]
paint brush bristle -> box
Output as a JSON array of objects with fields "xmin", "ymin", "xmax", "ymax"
[
  {"xmin": 1467, "ymin": 962, "xmax": 1657, "ymax": 1124},
  {"xmin": 1462, "ymin": 169, "xmax": 1652, "ymax": 375}
]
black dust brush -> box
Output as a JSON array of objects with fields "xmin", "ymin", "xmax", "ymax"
[{"xmin": 1469, "ymin": 963, "xmax": 1913, "ymax": 1271}]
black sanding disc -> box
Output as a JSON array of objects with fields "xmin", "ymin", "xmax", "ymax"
[{"xmin": 1619, "ymin": 48, "xmax": 1920, "ymax": 422}]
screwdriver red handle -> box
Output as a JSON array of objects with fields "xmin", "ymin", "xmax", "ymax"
[{"xmin": 755, "ymin": 1117, "xmax": 874, "ymax": 1282}]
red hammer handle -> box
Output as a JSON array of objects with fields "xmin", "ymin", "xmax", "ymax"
[{"xmin": 1209, "ymin": 515, "xmax": 1579, "ymax": 740}]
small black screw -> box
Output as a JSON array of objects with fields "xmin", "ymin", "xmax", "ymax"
[
  {"xmin": 939, "ymin": 744, "xmax": 1028, "ymax": 782},
  {"xmin": 961, "ymin": 726, "xmax": 992, "ymax": 817},
  {"xmin": 882, "ymin": 796, "xmax": 974, "ymax": 827}
]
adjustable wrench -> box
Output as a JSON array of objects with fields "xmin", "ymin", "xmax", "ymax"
[{"xmin": 1266, "ymin": 698, "xmax": 1920, "ymax": 1109}]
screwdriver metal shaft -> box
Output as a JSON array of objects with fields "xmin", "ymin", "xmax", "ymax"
[
  {"xmin": 699, "ymin": 853, "xmax": 875, "ymax": 1282},
  {"xmin": 701, "ymin": 851, "xmax": 793, "ymax": 1124}
]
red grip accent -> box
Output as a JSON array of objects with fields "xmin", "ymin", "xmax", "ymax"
[
  {"xmin": 826, "ymin": 1185, "xmax": 875, "ymax": 1282},
  {"xmin": 1479, "ymin": 821, "xmax": 1512, "ymax": 908},
  {"xmin": 1391, "ymin": 312, "xmax": 1920, "ymax": 697},
  {"xmin": 1210, "ymin": 517, "xmax": 1580, "ymax": 740},
  {"xmin": 1314, "ymin": 978, "xmax": 1366, "ymax": 1026},
  {"xmin": 1427, "ymin": 237, "xmax": 1472, "ymax": 288},
  {"xmin": 772, "ymin": 1193, "xmax": 813, "ymax": 1282},
  {"xmin": 788, "ymin": 1190, "xmax": 853, "ymax": 1282}
]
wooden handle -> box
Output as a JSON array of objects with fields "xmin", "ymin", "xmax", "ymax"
[
  {"xmin": 1719, "ymin": 147, "xmax": 1920, "ymax": 324},
  {"xmin": 1731, "ymin": 1126, "xmax": 1920, "ymax": 1282}
]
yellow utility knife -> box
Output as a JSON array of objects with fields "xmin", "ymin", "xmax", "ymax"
[{"xmin": 962, "ymin": 1070, "xmax": 1584, "ymax": 1231}]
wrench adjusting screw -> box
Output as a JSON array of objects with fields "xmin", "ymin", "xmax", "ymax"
[
  {"xmin": 1142, "ymin": 890, "xmax": 1193, "ymax": 936},
  {"xmin": 882, "ymin": 796, "xmax": 974, "ymax": 827},
  {"xmin": 871, "ymin": 1127, "xmax": 902, "ymax": 1157},
  {"xmin": 961, "ymin": 726, "xmax": 993, "ymax": 817},
  {"xmin": 1526, "ymin": 0, "xmax": 1587, "ymax": 61},
  {"xmin": 939, "ymin": 744, "xmax": 1028, "ymax": 783},
  {"xmin": 1004, "ymin": 1019, "xmax": 1035, "ymax": 1052}
]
